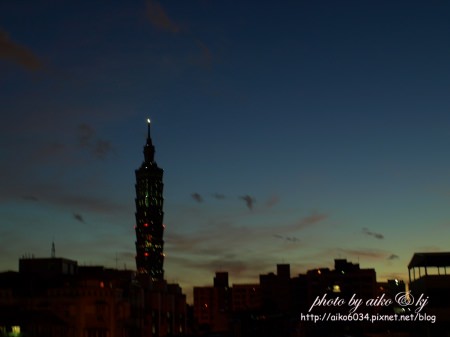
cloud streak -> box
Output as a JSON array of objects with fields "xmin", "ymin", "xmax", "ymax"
[
  {"xmin": 265, "ymin": 195, "xmax": 280, "ymax": 208},
  {"xmin": 144, "ymin": 1, "xmax": 215, "ymax": 72},
  {"xmin": 0, "ymin": 29, "xmax": 43, "ymax": 71},
  {"xmin": 273, "ymin": 234, "xmax": 299, "ymax": 243},
  {"xmin": 240, "ymin": 195, "xmax": 255, "ymax": 210},
  {"xmin": 287, "ymin": 212, "xmax": 328, "ymax": 231},
  {"xmin": 55, "ymin": 193, "xmax": 130, "ymax": 216},
  {"xmin": 387, "ymin": 254, "xmax": 399, "ymax": 260},
  {"xmin": 193, "ymin": 39, "xmax": 213, "ymax": 69},
  {"xmin": 167, "ymin": 253, "xmax": 274, "ymax": 279},
  {"xmin": 77, "ymin": 123, "xmax": 114, "ymax": 160},
  {"xmin": 340, "ymin": 248, "xmax": 386, "ymax": 260},
  {"xmin": 191, "ymin": 193, "xmax": 203, "ymax": 203},
  {"xmin": 146, "ymin": 0, "xmax": 180, "ymax": 33},
  {"xmin": 212, "ymin": 193, "xmax": 226, "ymax": 200},
  {"xmin": 73, "ymin": 213, "xmax": 85, "ymax": 223},
  {"xmin": 362, "ymin": 227, "xmax": 384, "ymax": 240},
  {"xmin": 166, "ymin": 211, "xmax": 327, "ymax": 260},
  {"xmin": 319, "ymin": 248, "xmax": 399, "ymax": 263},
  {"xmin": 21, "ymin": 195, "xmax": 38, "ymax": 202}
]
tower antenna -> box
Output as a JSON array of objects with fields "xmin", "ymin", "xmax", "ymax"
[{"xmin": 51, "ymin": 240, "xmax": 56, "ymax": 258}]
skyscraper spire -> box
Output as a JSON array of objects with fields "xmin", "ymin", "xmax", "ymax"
[
  {"xmin": 51, "ymin": 240, "xmax": 56, "ymax": 258},
  {"xmin": 144, "ymin": 118, "xmax": 155, "ymax": 163},
  {"xmin": 134, "ymin": 119, "xmax": 165, "ymax": 280}
]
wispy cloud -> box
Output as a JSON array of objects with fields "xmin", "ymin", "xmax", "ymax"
[
  {"xmin": 212, "ymin": 193, "xmax": 226, "ymax": 200},
  {"xmin": 265, "ymin": 195, "xmax": 280, "ymax": 208},
  {"xmin": 273, "ymin": 234, "xmax": 299, "ymax": 243},
  {"xmin": 191, "ymin": 193, "xmax": 203, "ymax": 203},
  {"xmin": 144, "ymin": 1, "xmax": 215, "ymax": 72},
  {"xmin": 330, "ymin": 248, "xmax": 391, "ymax": 261},
  {"xmin": 93, "ymin": 140, "xmax": 113, "ymax": 160},
  {"xmin": 21, "ymin": 195, "xmax": 38, "ymax": 202},
  {"xmin": 290, "ymin": 212, "xmax": 328, "ymax": 230},
  {"xmin": 166, "ymin": 231, "xmax": 235, "ymax": 259},
  {"xmin": 168, "ymin": 253, "xmax": 274, "ymax": 279},
  {"xmin": 378, "ymin": 272, "xmax": 408, "ymax": 282},
  {"xmin": 0, "ymin": 29, "xmax": 43, "ymax": 71},
  {"xmin": 387, "ymin": 254, "xmax": 399, "ymax": 260},
  {"xmin": 240, "ymin": 195, "xmax": 255, "ymax": 210},
  {"xmin": 77, "ymin": 123, "xmax": 114, "ymax": 160},
  {"xmin": 33, "ymin": 142, "xmax": 67, "ymax": 162},
  {"xmin": 78, "ymin": 123, "xmax": 95, "ymax": 147},
  {"xmin": 362, "ymin": 227, "xmax": 384, "ymax": 240},
  {"xmin": 193, "ymin": 39, "xmax": 213, "ymax": 69},
  {"xmin": 341, "ymin": 249, "xmax": 385, "ymax": 260},
  {"xmin": 166, "ymin": 211, "xmax": 327, "ymax": 258},
  {"xmin": 56, "ymin": 193, "xmax": 130, "ymax": 216},
  {"xmin": 13, "ymin": 183, "xmax": 132, "ymax": 218},
  {"xmin": 146, "ymin": 0, "xmax": 180, "ymax": 33},
  {"xmin": 73, "ymin": 213, "xmax": 85, "ymax": 223},
  {"xmin": 189, "ymin": 192, "xmax": 278, "ymax": 210}
]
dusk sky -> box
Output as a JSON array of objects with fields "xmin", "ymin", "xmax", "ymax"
[{"xmin": 2, "ymin": 1, "xmax": 450, "ymax": 302}]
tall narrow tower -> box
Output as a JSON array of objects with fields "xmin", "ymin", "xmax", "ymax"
[{"xmin": 134, "ymin": 119, "xmax": 165, "ymax": 280}]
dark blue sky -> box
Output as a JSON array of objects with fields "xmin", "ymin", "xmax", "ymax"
[{"xmin": 2, "ymin": 1, "xmax": 450, "ymax": 301}]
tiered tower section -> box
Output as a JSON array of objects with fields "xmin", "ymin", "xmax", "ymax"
[{"xmin": 134, "ymin": 119, "xmax": 165, "ymax": 280}]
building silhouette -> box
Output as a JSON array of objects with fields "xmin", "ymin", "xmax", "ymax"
[
  {"xmin": 306, "ymin": 258, "xmax": 377, "ymax": 307},
  {"xmin": 259, "ymin": 264, "xmax": 293, "ymax": 313},
  {"xmin": 0, "ymin": 257, "xmax": 138, "ymax": 337},
  {"xmin": 0, "ymin": 256, "xmax": 187, "ymax": 337},
  {"xmin": 231, "ymin": 284, "xmax": 261, "ymax": 312},
  {"xmin": 194, "ymin": 272, "xmax": 230, "ymax": 335},
  {"xmin": 134, "ymin": 119, "xmax": 165, "ymax": 280},
  {"xmin": 408, "ymin": 252, "xmax": 450, "ymax": 336},
  {"xmin": 192, "ymin": 260, "xmax": 390, "ymax": 337}
]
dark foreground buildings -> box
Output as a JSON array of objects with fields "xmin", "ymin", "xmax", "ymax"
[
  {"xmin": 0, "ymin": 257, "xmax": 187, "ymax": 337},
  {"xmin": 193, "ymin": 260, "xmax": 380, "ymax": 337},
  {"xmin": 192, "ymin": 257, "xmax": 449, "ymax": 337}
]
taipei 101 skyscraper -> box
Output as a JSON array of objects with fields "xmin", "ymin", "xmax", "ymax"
[{"xmin": 134, "ymin": 119, "xmax": 165, "ymax": 280}]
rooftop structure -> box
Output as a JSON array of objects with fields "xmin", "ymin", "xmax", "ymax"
[{"xmin": 408, "ymin": 252, "xmax": 450, "ymax": 282}]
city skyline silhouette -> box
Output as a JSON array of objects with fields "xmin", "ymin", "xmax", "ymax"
[{"xmin": 2, "ymin": 1, "xmax": 450, "ymax": 305}]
